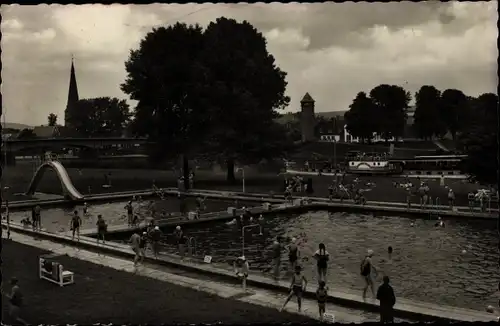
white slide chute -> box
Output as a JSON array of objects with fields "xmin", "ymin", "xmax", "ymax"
[{"xmin": 26, "ymin": 160, "xmax": 84, "ymax": 200}]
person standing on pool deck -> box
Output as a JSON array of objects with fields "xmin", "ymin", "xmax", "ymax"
[
  {"xmin": 360, "ymin": 249, "xmax": 378, "ymax": 300},
  {"xmin": 174, "ymin": 226, "xmax": 185, "ymax": 257},
  {"xmin": 70, "ymin": 210, "xmax": 82, "ymax": 241},
  {"xmin": 271, "ymin": 236, "xmax": 283, "ymax": 280},
  {"xmin": 129, "ymin": 232, "xmax": 144, "ymax": 266},
  {"xmin": 4, "ymin": 277, "xmax": 27, "ymax": 325},
  {"xmin": 377, "ymin": 276, "xmax": 396, "ymax": 323},
  {"xmin": 314, "ymin": 243, "xmax": 329, "ymax": 284},
  {"xmin": 125, "ymin": 201, "xmax": 134, "ymax": 226},
  {"xmin": 96, "ymin": 214, "xmax": 107, "ymax": 244},
  {"xmin": 316, "ymin": 280, "xmax": 328, "ymax": 321},
  {"xmin": 149, "ymin": 226, "xmax": 163, "ymax": 258},
  {"xmin": 280, "ymin": 265, "xmax": 307, "ymax": 312},
  {"xmin": 287, "ymin": 237, "xmax": 299, "ymax": 272}
]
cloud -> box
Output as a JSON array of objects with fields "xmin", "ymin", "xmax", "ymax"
[{"xmin": 1, "ymin": 3, "xmax": 497, "ymax": 126}]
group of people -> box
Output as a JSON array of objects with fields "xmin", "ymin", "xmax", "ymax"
[
  {"xmin": 270, "ymin": 237, "xmax": 396, "ymax": 322},
  {"xmin": 128, "ymin": 224, "xmax": 188, "ymax": 265},
  {"xmin": 283, "ymin": 176, "xmax": 314, "ymax": 201}
]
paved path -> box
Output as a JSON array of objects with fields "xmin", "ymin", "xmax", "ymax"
[{"xmin": 5, "ymin": 231, "xmax": 379, "ymax": 323}]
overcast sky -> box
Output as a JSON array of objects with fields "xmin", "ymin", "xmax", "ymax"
[{"xmin": 1, "ymin": 2, "xmax": 497, "ymax": 126}]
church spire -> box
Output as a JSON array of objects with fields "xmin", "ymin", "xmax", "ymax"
[{"xmin": 65, "ymin": 56, "xmax": 80, "ymax": 127}]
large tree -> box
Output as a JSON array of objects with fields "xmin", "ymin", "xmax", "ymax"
[
  {"xmin": 413, "ymin": 85, "xmax": 444, "ymax": 140},
  {"xmin": 344, "ymin": 92, "xmax": 377, "ymax": 143},
  {"xmin": 66, "ymin": 97, "xmax": 131, "ymax": 137},
  {"xmin": 439, "ymin": 89, "xmax": 469, "ymax": 140},
  {"xmin": 47, "ymin": 113, "xmax": 58, "ymax": 126},
  {"xmin": 200, "ymin": 18, "xmax": 291, "ymax": 182},
  {"xmin": 369, "ymin": 84, "xmax": 410, "ymax": 141},
  {"xmin": 121, "ymin": 23, "xmax": 211, "ymax": 189},
  {"xmin": 459, "ymin": 93, "xmax": 498, "ymax": 185}
]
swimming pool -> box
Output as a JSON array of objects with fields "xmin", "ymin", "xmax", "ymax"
[{"xmin": 115, "ymin": 210, "xmax": 498, "ymax": 311}]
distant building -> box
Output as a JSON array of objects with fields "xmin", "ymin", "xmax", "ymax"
[
  {"xmin": 33, "ymin": 125, "xmax": 60, "ymax": 138},
  {"xmin": 64, "ymin": 58, "xmax": 80, "ymax": 128},
  {"xmin": 300, "ymin": 92, "xmax": 316, "ymax": 142}
]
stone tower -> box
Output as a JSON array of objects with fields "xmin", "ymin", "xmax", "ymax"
[
  {"xmin": 64, "ymin": 57, "xmax": 80, "ymax": 127},
  {"xmin": 300, "ymin": 92, "xmax": 316, "ymax": 142}
]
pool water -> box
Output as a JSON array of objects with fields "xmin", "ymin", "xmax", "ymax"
[
  {"xmin": 146, "ymin": 211, "xmax": 498, "ymax": 311},
  {"xmin": 7, "ymin": 197, "xmax": 257, "ymax": 233}
]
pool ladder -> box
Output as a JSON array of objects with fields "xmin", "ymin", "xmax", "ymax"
[
  {"xmin": 429, "ymin": 197, "xmax": 440, "ymax": 219},
  {"xmin": 187, "ymin": 237, "xmax": 197, "ymax": 258}
]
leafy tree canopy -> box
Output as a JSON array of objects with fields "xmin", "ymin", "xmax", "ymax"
[
  {"xmin": 459, "ymin": 92, "xmax": 498, "ymax": 186},
  {"xmin": 439, "ymin": 89, "xmax": 468, "ymax": 140},
  {"xmin": 344, "ymin": 91, "xmax": 377, "ymax": 143},
  {"xmin": 369, "ymin": 84, "xmax": 411, "ymax": 140},
  {"xmin": 66, "ymin": 97, "xmax": 131, "ymax": 137},
  {"xmin": 413, "ymin": 85, "xmax": 444, "ymax": 140},
  {"xmin": 47, "ymin": 113, "xmax": 58, "ymax": 127}
]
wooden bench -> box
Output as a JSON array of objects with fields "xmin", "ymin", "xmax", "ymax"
[{"xmin": 39, "ymin": 253, "xmax": 74, "ymax": 287}]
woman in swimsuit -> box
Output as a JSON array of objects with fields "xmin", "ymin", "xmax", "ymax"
[{"xmin": 360, "ymin": 249, "xmax": 377, "ymax": 300}]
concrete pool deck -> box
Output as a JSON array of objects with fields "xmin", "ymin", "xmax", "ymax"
[
  {"xmin": 2, "ymin": 222, "xmax": 497, "ymax": 323},
  {"xmin": 2, "ymin": 188, "xmax": 497, "ymax": 220},
  {"xmin": 3, "ymin": 232, "xmax": 376, "ymax": 323}
]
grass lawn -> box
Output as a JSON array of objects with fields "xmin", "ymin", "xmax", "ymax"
[
  {"xmin": 1, "ymin": 240, "xmax": 313, "ymax": 324},
  {"xmin": 2, "ymin": 163, "xmax": 481, "ymax": 207}
]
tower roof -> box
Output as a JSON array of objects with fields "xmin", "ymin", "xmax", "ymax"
[
  {"xmin": 67, "ymin": 58, "xmax": 79, "ymax": 108},
  {"xmin": 300, "ymin": 92, "xmax": 314, "ymax": 104}
]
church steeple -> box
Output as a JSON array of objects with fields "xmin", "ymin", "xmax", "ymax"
[{"xmin": 64, "ymin": 56, "xmax": 80, "ymax": 127}]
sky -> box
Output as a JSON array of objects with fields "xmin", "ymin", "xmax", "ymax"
[{"xmin": 1, "ymin": 2, "xmax": 498, "ymax": 126}]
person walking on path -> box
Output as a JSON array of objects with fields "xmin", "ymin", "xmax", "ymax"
[
  {"xmin": 377, "ymin": 276, "xmax": 396, "ymax": 323},
  {"xmin": 360, "ymin": 249, "xmax": 378, "ymax": 300},
  {"xmin": 280, "ymin": 265, "xmax": 308, "ymax": 312},
  {"xmin": 313, "ymin": 243, "xmax": 329, "ymax": 284},
  {"xmin": 129, "ymin": 232, "xmax": 145, "ymax": 266},
  {"xmin": 3, "ymin": 277, "xmax": 27, "ymax": 325}
]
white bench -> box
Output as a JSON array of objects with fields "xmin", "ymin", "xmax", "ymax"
[{"xmin": 39, "ymin": 257, "xmax": 74, "ymax": 287}]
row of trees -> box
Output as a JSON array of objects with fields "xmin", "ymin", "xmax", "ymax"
[
  {"xmin": 120, "ymin": 18, "xmax": 292, "ymax": 187},
  {"xmin": 344, "ymin": 84, "xmax": 495, "ymax": 143}
]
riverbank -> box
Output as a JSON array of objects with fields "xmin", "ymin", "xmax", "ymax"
[{"xmin": 2, "ymin": 164, "xmax": 484, "ymax": 207}]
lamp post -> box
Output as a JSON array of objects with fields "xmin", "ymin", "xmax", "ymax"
[
  {"xmin": 241, "ymin": 224, "xmax": 263, "ymax": 257},
  {"xmin": 237, "ymin": 167, "xmax": 245, "ymax": 193}
]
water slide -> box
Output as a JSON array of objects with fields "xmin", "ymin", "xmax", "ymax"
[{"xmin": 26, "ymin": 160, "xmax": 84, "ymax": 200}]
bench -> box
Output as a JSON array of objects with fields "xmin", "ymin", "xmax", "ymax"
[{"xmin": 39, "ymin": 254, "xmax": 74, "ymax": 287}]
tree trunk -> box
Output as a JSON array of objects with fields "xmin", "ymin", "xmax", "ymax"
[
  {"xmin": 226, "ymin": 159, "xmax": 236, "ymax": 183},
  {"xmin": 183, "ymin": 154, "xmax": 190, "ymax": 191}
]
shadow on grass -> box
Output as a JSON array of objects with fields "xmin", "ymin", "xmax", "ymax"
[{"xmin": 1, "ymin": 240, "xmax": 313, "ymax": 324}]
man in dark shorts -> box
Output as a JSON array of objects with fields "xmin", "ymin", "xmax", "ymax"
[
  {"xmin": 4, "ymin": 277, "xmax": 27, "ymax": 325},
  {"xmin": 129, "ymin": 232, "xmax": 145, "ymax": 266},
  {"xmin": 96, "ymin": 214, "xmax": 107, "ymax": 244},
  {"xmin": 271, "ymin": 236, "xmax": 283, "ymax": 280},
  {"xmin": 70, "ymin": 210, "xmax": 82, "ymax": 241}
]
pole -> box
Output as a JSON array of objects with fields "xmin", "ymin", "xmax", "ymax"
[
  {"xmin": 242, "ymin": 169, "xmax": 245, "ymax": 193},
  {"xmin": 241, "ymin": 227, "xmax": 245, "ymax": 257},
  {"xmin": 333, "ymin": 140, "xmax": 337, "ymax": 171}
]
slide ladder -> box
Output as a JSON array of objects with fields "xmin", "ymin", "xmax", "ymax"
[{"xmin": 26, "ymin": 160, "xmax": 84, "ymax": 200}]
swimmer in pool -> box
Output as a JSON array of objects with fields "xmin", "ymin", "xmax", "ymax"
[{"xmin": 434, "ymin": 217, "xmax": 445, "ymax": 228}]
